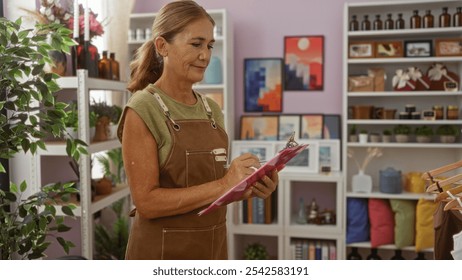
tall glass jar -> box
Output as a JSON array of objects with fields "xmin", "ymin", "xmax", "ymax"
[
  {"xmin": 361, "ymin": 15, "xmax": 371, "ymax": 30},
  {"xmin": 423, "ymin": 10, "xmax": 434, "ymax": 28},
  {"xmin": 454, "ymin": 7, "xmax": 462, "ymax": 27},
  {"xmin": 446, "ymin": 105, "xmax": 459, "ymax": 120},
  {"xmin": 349, "ymin": 15, "xmax": 359, "ymax": 31},
  {"xmin": 384, "ymin": 13, "xmax": 394, "ymax": 30},
  {"xmin": 373, "ymin": 14, "xmax": 383, "ymax": 30},
  {"xmin": 410, "ymin": 10, "xmax": 422, "ymax": 29},
  {"xmin": 439, "ymin": 7, "xmax": 451, "ymax": 27},
  {"xmin": 396, "ymin": 13, "xmax": 405, "ymax": 29}
]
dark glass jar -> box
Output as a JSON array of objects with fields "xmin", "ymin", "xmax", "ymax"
[
  {"xmin": 350, "ymin": 15, "xmax": 359, "ymax": 31},
  {"xmin": 396, "ymin": 13, "xmax": 405, "ymax": 29},
  {"xmin": 110, "ymin": 52, "xmax": 120, "ymax": 81},
  {"xmin": 98, "ymin": 50, "xmax": 112, "ymax": 80},
  {"xmin": 411, "ymin": 10, "xmax": 422, "ymax": 29},
  {"xmin": 384, "ymin": 13, "xmax": 394, "ymax": 30},
  {"xmin": 76, "ymin": 37, "xmax": 99, "ymax": 78},
  {"xmin": 373, "ymin": 14, "xmax": 383, "ymax": 30},
  {"xmin": 423, "ymin": 10, "xmax": 434, "ymax": 28},
  {"xmin": 433, "ymin": 105, "xmax": 444, "ymax": 120},
  {"xmin": 347, "ymin": 247, "xmax": 363, "ymax": 260},
  {"xmin": 439, "ymin": 7, "xmax": 451, "ymax": 27},
  {"xmin": 361, "ymin": 15, "xmax": 371, "ymax": 30},
  {"xmin": 453, "ymin": 7, "xmax": 462, "ymax": 27}
]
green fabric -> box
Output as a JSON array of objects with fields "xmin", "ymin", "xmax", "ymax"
[
  {"xmin": 118, "ymin": 84, "xmax": 224, "ymax": 167},
  {"xmin": 390, "ymin": 199, "xmax": 416, "ymax": 248}
]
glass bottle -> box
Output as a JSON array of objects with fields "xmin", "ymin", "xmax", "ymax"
[
  {"xmin": 366, "ymin": 248, "xmax": 382, "ymax": 260},
  {"xmin": 361, "ymin": 15, "xmax": 371, "ymax": 31},
  {"xmin": 396, "ymin": 13, "xmax": 405, "ymax": 29},
  {"xmin": 410, "ymin": 10, "xmax": 422, "ymax": 29},
  {"xmin": 453, "ymin": 7, "xmax": 462, "ymax": 27},
  {"xmin": 76, "ymin": 37, "xmax": 99, "ymax": 78},
  {"xmin": 349, "ymin": 15, "xmax": 359, "ymax": 31},
  {"xmin": 384, "ymin": 13, "xmax": 394, "ymax": 30},
  {"xmin": 439, "ymin": 7, "xmax": 451, "ymax": 27},
  {"xmin": 373, "ymin": 14, "xmax": 383, "ymax": 30},
  {"xmin": 110, "ymin": 52, "xmax": 120, "ymax": 81},
  {"xmin": 390, "ymin": 249, "xmax": 405, "ymax": 260},
  {"xmin": 347, "ymin": 247, "xmax": 363, "ymax": 260},
  {"xmin": 423, "ymin": 10, "xmax": 434, "ymax": 28},
  {"xmin": 98, "ymin": 50, "xmax": 112, "ymax": 80}
]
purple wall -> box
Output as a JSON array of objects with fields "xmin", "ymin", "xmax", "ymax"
[{"xmin": 133, "ymin": 0, "xmax": 385, "ymax": 138}]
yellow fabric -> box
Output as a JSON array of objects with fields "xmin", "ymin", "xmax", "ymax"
[
  {"xmin": 404, "ymin": 172, "xmax": 426, "ymax": 193},
  {"xmin": 415, "ymin": 198, "xmax": 438, "ymax": 252}
]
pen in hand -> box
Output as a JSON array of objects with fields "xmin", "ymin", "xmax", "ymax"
[{"xmin": 223, "ymin": 160, "xmax": 266, "ymax": 169}]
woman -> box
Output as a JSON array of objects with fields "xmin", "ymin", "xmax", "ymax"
[{"xmin": 118, "ymin": 0, "xmax": 278, "ymax": 260}]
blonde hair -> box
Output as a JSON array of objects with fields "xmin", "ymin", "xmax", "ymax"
[{"xmin": 127, "ymin": 0, "xmax": 215, "ymax": 93}]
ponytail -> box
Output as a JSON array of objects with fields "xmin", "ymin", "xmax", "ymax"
[{"xmin": 127, "ymin": 40, "xmax": 162, "ymax": 93}]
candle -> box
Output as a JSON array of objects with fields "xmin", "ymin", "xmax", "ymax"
[
  {"xmin": 84, "ymin": 0, "xmax": 89, "ymax": 41},
  {"xmin": 73, "ymin": 0, "xmax": 79, "ymax": 38}
]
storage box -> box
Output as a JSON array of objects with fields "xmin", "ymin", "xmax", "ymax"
[
  {"xmin": 348, "ymin": 76, "xmax": 374, "ymax": 92},
  {"xmin": 368, "ymin": 68, "xmax": 386, "ymax": 91}
]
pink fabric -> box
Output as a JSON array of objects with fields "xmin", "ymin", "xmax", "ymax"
[{"xmin": 368, "ymin": 199, "xmax": 395, "ymax": 247}]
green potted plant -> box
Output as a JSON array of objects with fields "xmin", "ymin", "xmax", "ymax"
[
  {"xmin": 382, "ymin": 129, "xmax": 392, "ymax": 143},
  {"xmin": 393, "ymin": 124, "xmax": 411, "ymax": 143},
  {"xmin": 243, "ymin": 242, "xmax": 268, "ymax": 260},
  {"xmin": 414, "ymin": 125, "xmax": 434, "ymax": 143},
  {"xmin": 63, "ymin": 102, "xmax": 97, "ymax": 140},
  {"xmin": 349, "ymin": 124, "xmax": 358, "ymax": 142},
  {"xmin": 108, "ymin": 105, "xmax": 123, "ymax": 139},
  {"xmin": 359, "ymin": 129, "xmax": 368, "ymax": 144},
  {"xmin": 90, "ymin": 101, "xmax": 113, "ymax": 141},
  {"xmin": 0, "ymin": 18, "xmax": 86, "ymax": 259},
  {"xmin": 436, "ymin": 125, "xmax": 459, "ymax": 143},
  {"xmin": 369, "ymin": 132, "xmax": 381, "ymax": 143}
]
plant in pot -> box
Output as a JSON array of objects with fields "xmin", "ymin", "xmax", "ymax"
[
  {"xmin": 243, "ymin": 242, "xmax": 269, "ymax": 260},
  {"xmin": 359, "ymin": 129, "xmax": 368, "ymax": 144},
  {"xmin": 108, "ymin": 104, "xmax": 123, "ymax": 139},
  {"xmin": 414, "ymin": 125, "xmax": 434, "ymax": 143},
  {"xmin": 349, "ymin": 124, "xmax": 358, "ymax": 142},
  {"xmin": 382, "ymin": 129, "xmax": 392, "ymax": 143},
  {"xmin": 0, "ymin": 18, "xmax": 87, "ymax": 259},
  {"xmin": 436, "ymin": 125, "xmax": 460, "ymax": 143},
  {"xmin": 90, "ymin": 101, "xmax": 113, "ymax": 142},
  {"xmin": 63, "ymin": 102, "xmax": 97, "ymax": 141},
  {"xmin": 369, "ymin": 132, "xmax": 381, "ymax": 143},
  {"xmin": 393, "ymin": 124, "xmax": 411, "ymax": 143}
]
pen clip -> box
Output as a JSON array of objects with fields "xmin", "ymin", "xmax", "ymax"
[{"xmin": 285, "ymin": 131, "xmax": 299, "ymax": 149}]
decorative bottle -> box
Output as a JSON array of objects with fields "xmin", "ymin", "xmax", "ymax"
[
  {"xmin": 361, "ymin": 15, "xmax": 371, "ymax": 31},
  {"xmin": 373, "ymin": 14, "xmax": 383, "ymax": 30},
  {"xmin": 366, "ymin": 248, "xmax": 382, "ymax": 260},
  {"xmin": 76, "ymin": 37, "xmax": 99, "ymax": 78},
  {"xmin": 384, "ymin": 13, "xmax": 394, "ymax": 30},
  {"xmin": 410, "ymin": 10, "xmax": 421, "ymax": 29},
  {"xmin": 454, "ymin": 7, "xmax": 462, "ymax": 27},
  {"xmin": 439, "ymin": 7, "xmax": 451, "ymax": 27},
  {"xmin": 98, "ymin": 50, "xmax": 112, "ymax": 80},
  {"xmin": 349, "ymin": 15, "xmax": 359, "ymax": 31},
  {"xmin": 390, "ymin": 249, "xmax": 405, "ymax": 260},
  {"xmin": 423, "ymin": 10, "xmax": 434, "ymax": 28},
  {"xmin": 396, "ymin": 13, "xmax": 405, "ymax": 29},
  {"xmin": 110, "ymin": 52, "xmax": 120, "ymax": 81},
  {"xmin": 347, "ymin": 247, "xmax": 363, "ymax": 260}
]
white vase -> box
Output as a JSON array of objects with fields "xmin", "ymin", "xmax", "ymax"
[
  {"xmin": 352, "ymin": 171, "xmax": 373, "ymax": 193},
  {"xmin": 359, "ymin": 133, "xmax": 368, "ymax": 143}
]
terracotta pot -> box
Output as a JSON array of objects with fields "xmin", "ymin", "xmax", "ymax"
[
  {"xmin": 351, "ymin": 105, "xmax": 374, "ymax": 119},
  {"xmin": 93, "ymin": 177, "xmax": 113, "ymax": 195},
  {"xmin": 93, "ymin": 116, "xmax": 110, "ymax": 142}
]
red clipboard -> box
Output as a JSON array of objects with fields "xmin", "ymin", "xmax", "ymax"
[{"xmin": 198, "ymin": 143, "xmax": 309, "ymax": 216}]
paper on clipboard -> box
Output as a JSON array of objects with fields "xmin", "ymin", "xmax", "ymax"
[{"xmin": 198, "ymin": 143, "xmax": 309, "ymax": 216}]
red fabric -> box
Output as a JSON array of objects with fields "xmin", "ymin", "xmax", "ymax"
[{"xmin": 368, "ymin": 199, "xmax": 395, "ymax": 247}]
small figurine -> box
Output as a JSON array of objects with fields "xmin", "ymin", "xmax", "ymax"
[{"xmin": 307, "ymin": 198, "xmax": 319, "ymax": 224}]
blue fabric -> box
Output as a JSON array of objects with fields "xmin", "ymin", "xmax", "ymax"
[{"xmin": 347, "ymin": 198, "xmax": 370, "ymax": 244}]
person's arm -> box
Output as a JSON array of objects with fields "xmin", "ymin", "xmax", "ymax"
[{"xmin": 122, "ymin": 108, "xmax": 275, "ymax": 219}]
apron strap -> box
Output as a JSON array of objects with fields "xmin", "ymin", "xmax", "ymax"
[
  {"xmin": 196, "ymin": 92, "xmax": 217, "ymax": 129},
  {"xmin": 147, "ymin": 87, "xmax": 181, "ymax": 131}
]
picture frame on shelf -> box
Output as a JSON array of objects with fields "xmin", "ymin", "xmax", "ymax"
[
  {"xmin": 240, "ymin": 115, "xmax": 279, "ymax": 140},
  {"xmin": 404, "ymin": 40, "xmax": 432, "ymax": 57},
  {"xmin": 231, "ymin": 140, "xmax": 276, "ymax": 162},
  {"xmin": 244, "ymin": 58, "xmax": 283, "ymax": 112},
  {"xmin": 375, "ymin": 41, "xmax": 403, "ymax": 58},
  {"xmin": 284, "ymin": 35, "xmax": 324, "ymax": 91},
  {"xmin": 318, "ymin": 139, "xmax": 341, "ymax": 172},
  {"xmin": 278, "ymin": 115, "xmax": 301, "ymax": 141},
  {"xmin": 435, "ymin": 38, "xmax": 462, "ymax": 57},
  {"xmin": 300, "ymin": 114, "xmax": 324, "ymax": 139},
  {"xmin": 275, "ymin": 140, "xmax": 319, "ymax": 173},
  {"xmin": 348, "ymin": 41, "xmax": 375, "ymax": 58},
  {"xmin": 323, "ymin": 114, "xmax": 341, "ymax": 140}
]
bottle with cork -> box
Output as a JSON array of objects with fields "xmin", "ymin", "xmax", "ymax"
[{"xmin": 110, "ymin": 53, "xmax": 120, "ymax": 81}]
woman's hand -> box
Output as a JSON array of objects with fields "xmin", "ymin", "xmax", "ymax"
[{"xmin": 250, "ymin": 169, "xmax": 279, "ymax": 199}]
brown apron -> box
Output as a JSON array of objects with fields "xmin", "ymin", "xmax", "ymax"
[{"xmin": 125, "ymin": 90, "xmax": 229, "ymax": 260}]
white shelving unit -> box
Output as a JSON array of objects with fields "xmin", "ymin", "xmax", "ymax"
[
  {"xmin": 128, "ymin": 9, "xmax": 235, "ymax": 140},
  {"xmin": 227, "ymin": 172, "xmax": 344, "ymax": 260},
  {"xmin": 343, "ymin": 0, "xmax": 462, "ymax": 259},
  {"xmin": 30, "ymin": 70, "xmax": 130, "ymax": 259}
]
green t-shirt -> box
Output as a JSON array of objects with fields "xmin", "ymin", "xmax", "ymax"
[{"xmin": 118, "ymin": 84, "xmax": 225, "ymax": 167}]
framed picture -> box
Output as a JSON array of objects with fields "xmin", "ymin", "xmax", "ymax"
[
  {"xmin": 240, "ymin": 115, "xmax": 278, "ymax": 140},
  {"xmin": 435, "ymin": 38, "xmax": 462, "ymax": 57},
  {"xmin": 284, "ymin": 35, "xmax": 324, "ymax": 91},
  {"xmin": 404, "ymin": 40, "xmax": 432, "ymax": 57},
  {"xmin": 231, "ymin": 140, "xmax": 275, "ymax": 162},
  {"xmin": 323, "ymin": 114, "xmax": 341, "ymax": 140},
  {"xmin": 300, "ymin": 114, "xmax": 324, "ymax": 139},
  {"xmin": 376, "ymin": 41, "xmax": 403, "ymax": 58},
  {"xmin": 244, "ymin": 58, "xmax": 283, "ymax": 112},
  {"xmin": 275, "ymin": 140, "xmax": 319, "ymax": 173},
  {"xmin": 278, "ymin": 115, "xmax": 301, "ymax": 141},
  {"xmin": 318, "ymin": 140, "xmax": 341, "ymax": 171},
  {"xmin": 203, "ymin": 92, "xmax": 223, "ymax": 109},
  {"xmin": 348, "ymin": 41, "xmax": 375, "ymax": 58}
]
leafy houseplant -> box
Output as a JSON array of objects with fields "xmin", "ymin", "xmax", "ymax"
[
  {"xmin": 0, "ymin": 18, "xmax": 86, "ymax": 259},
  {"xmin": 382, "ymin": 129, "xmax": 392, "ymax": 143},
  {"xmin": 414, "ymin": 125, "xmax": 433, "ymax": 143},
  {"xmin": 393, "ymin": 124, "xmax": 411, "ymax": 143},
  {"xmin": 436, "ymin": 125, "xmax": 459, "ymax": 143},
  {"xmin": 349, "ymin": 124, "xmax": 358, "ymax": 142},
  {"xmin": 95, "ymin": 148, "xmax": 124, "ymax": 184},
  {"xmin": 90, "ymin": 101, "xmax": 113, "ymax": 141},
  {"xmin": 243, "ymin": 242, "xmax": 268, "ymax": 260},
  {"xmin": 63, "ymin": 102, "xmax": 97, "ymax": 139}
]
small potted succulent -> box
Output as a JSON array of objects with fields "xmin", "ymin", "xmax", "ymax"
[
  {"xmin": 382, "ymin": 129, "xmax": 392, "ymax": 143},
  {"xmin": 369, "ymin": 132, "xmax": 381, "ymax": 143},
  {"xmin": 436, "ymin": 125, "xmax": 459, "ymax": 143},
  {"xmin": 359, "ymin": 129, "xmax": 368, "ymax": 144},
  {"xmin": 414, "ymin": 125, "xmax": 434, "ymax": 143},
  {"xmin": 349, "ymin": 124, "xmax": 358, "ymax": 142},
  {"xmin": 243, "ymin": 242, "xmax": 269, "ymax": 260},
  {"xmin": 393, "ymin": 124, "xmax": 411, "ymax": 143}
]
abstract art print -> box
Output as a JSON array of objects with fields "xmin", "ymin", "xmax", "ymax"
[
  {"xmin": 244, "ymin": 58, "xmax": 283, "ymax": 112},
  {"xmin": 300, "ymin": 114, "xmax": 324, "ymax": 139},
  {"xmin": 240, "ymin": 115, "xmax": 279, "ymax": 140},
  {"xmin": 284, "ymin": 36, "xmax": 324, "ymax": 91},
  {"xmin": 278, "ymin": 115, "xmax": 301, "ymax": 141}
]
